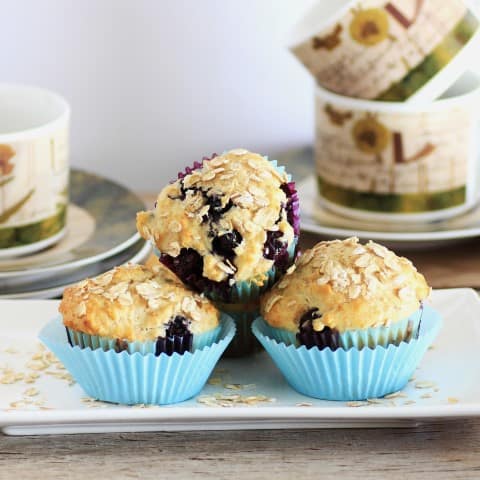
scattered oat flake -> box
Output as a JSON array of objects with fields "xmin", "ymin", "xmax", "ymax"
[
  {"xmin": 346, "ymin": 401, "xmax": 369, "ymax": 407},
  {"xmin": 224, "ymin": 384, "xmax": 243, "ymax": 390},
  {"xmin": 296, "ymin": 402, "xmax": 313, "ymax": 407},
  {"xmin": 24, "ymin": 388, "xmax": 39, "ymax": 397},
  {"xmin": 4, "ymin": 347, "xmax": 18, "ymax": 354},
  {"xmin": 207, "ymin": 377, "xmax": 222, "ymax": 385},
  {"xmin": 383, "ymin": 391, "xmax": 408, "ymax": 399},
  {"xmin": 415, "ymin": 381, "xmax": 436, "ymax": 389},
  {"xmin": 367, "ymin": 398, "xmax": 385, "ymax": 404},
  {"xmin": 224, "ymin": 383, "xmax": 255, "ymax": 390},
  {"xmin": 448, "ymin": 397, "xmax": 459, "ymax": 404},
  {"xmin": 403, "ymin": 400, "xmax": 416, "ymax": 405},
  {"xmin": 0, "ymin": 371, "xmax": 24, "ymax": 384},
  {"xmin": 80, "ymin": 397, "xmax": 109, "ymax": 408},
  {"xmin": 197, "ymin": 393, "xmax": 274, "ymax": 407},
  {"xmin": 196, "ymin": 396, "xmax": 217, "ymax": 406},
  {"xmin": 26, "ymin": 362, "xmax": 49, "ymax": 371},
  {"xmin": 408, "ymin": 376, "xmax": 416, "ymax": 382}
]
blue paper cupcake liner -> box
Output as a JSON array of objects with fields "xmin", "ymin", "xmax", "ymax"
[
  {"xmin": 39, "ymin": 314, "xmax": 235, "ymax": 405},
  {"xmin": 252, "ymin": 305, "xmax": 442, "ymax": 401},
  {"xmin": 65, "ymin": 323, "xmax": 222, "ymax": 355},
  {"xmin": 264, "ymin": 307, "xmax": 423, "ymax": 350}
]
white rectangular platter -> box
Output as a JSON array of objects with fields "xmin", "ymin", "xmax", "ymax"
[{"xmin": 0, "ymin": 288, "xmax": 479, "ymax": 435}]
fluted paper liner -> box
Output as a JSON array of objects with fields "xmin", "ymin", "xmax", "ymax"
[
  {"xmin": 39, "ymin": 315, "xmax": 235, "ymax": 405},
  {"xmin": 66, "ymin": 323, "xmax": 221, "ymax": 355},
  {"xmin": 252, "ymin": 305, "xmax": 441, "ymax": 401},
  {"xmin": 266, "ymin": 307, "xmax": 423, "ymax": 350}
]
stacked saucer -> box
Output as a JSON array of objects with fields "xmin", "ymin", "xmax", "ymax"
[
  {"xmin": 293, "ymin": 147, "xmax": 480, "ymax": 250},
  {"xmin": 0, "ymin": 170, "xmax": 151, "ymax": 299}
]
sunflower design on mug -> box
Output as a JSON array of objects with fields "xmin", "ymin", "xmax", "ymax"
[
  {"xmin": 0, "ymin": 145, "xmax": 15, "ymax": 178},
  {"xmin": 352, "ymin": 115, "xmax": 390, "ymax": 155},
  {"xmin": 349, "ymin": 8, "xmax": 390, "ymax": 46}
]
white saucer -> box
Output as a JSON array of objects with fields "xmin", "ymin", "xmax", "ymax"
[
  {"xmin": 0, "ymin": 240, "xmax": 151, "ymax": 299},
  {"xmin": 298, "ymin": 175, "xmax": 480, "ymax": 248},
  {"xmin": 0, "ymin": 228, "xmax": 67, "ymax": 259},
  {"xmin": 0, "ymin": 169, "xmax": 146, "ymax": 287}
]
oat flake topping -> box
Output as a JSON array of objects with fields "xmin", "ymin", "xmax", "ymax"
[{"xmin": 260, "ymin": 237, "xmax": 430, "ymax": 333}]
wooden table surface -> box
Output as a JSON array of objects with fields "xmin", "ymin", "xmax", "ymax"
[
  {"xmin": 1, "ymin": 421, "xmax": 480, "ymax": 479},
  {"xmin": 1, "ymin": 150, "xmax": 480, "ymax": 479}
]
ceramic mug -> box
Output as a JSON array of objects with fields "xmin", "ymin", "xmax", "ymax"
[
  {"xmin": 289, "ymin": 0, "xmax": 480, "ymax": 102},
  {"xmin": 0, "ymin": 85, "xmax": 70, "ymax": 256},
  {"xmin": 315, "ymin": 71, "xmax": 480, "ymax": 223}
]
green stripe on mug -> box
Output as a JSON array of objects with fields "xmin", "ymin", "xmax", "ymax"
[
  {"xmin": 377, "ymin": 11, "xmax": 479, "ymax": 101},
  {"xmin": 0, "ymin": 204, "xmax": 67, "ymax": 249},
  {"xmin": 318, "ymin": 176, "xmax": 466, "ymax": 213}
]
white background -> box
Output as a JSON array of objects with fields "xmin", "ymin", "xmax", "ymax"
[{"xmin": 0, "ymin": 0, "xmax": 315, "ymax": 191}]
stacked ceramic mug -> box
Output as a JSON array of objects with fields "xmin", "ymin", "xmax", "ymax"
[{"xmin": 290, "ymin": 0, "xmax": 480, "ymax": 222}]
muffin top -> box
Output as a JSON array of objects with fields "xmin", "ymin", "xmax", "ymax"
[
  {"xmin": 136, "ymin": 149, "xmax": 298, "ymax": 287},
  {"xmin": 60, "ymin": 263, "xmax": 220, "ymax": 342},
  {"xmin": 260, "ymin": 237, "xmax": 430, "ymax": 333}
]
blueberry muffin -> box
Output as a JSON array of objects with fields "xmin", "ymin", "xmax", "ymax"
[
  {"xmin": 136, "ymin": 149, "xmax": 299, "ymax": 303},
  {"xmin": 60, "ymin": 263, "xmax": 220, "ymax": 355},
  {"xmin": 253, "ymin": 237, "xmax": 440, "ymax": 400},
  {"xmin": 41, "ymin": 264, "xmax": 235, "ymax": 405},
  {"xmin": 260, "ymin": 237, "xmax": 430, "ymax": 350}
]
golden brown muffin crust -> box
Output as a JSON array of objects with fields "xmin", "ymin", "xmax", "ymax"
[
  {"xmin": 60, "ymin": 264, "xmax": 219, "ymax": 341},
  {"xmin": 260, "ymin": 237, "xmax": 430, "ymax": 333},
  {"xmin": 136, "ymin": 149, "xmax": 295, "ymax": 285}
]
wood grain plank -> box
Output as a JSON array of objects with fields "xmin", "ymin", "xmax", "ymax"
[{"xmin": 1, "ymin": 421, "xmax": 480, "ymax": 479}]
